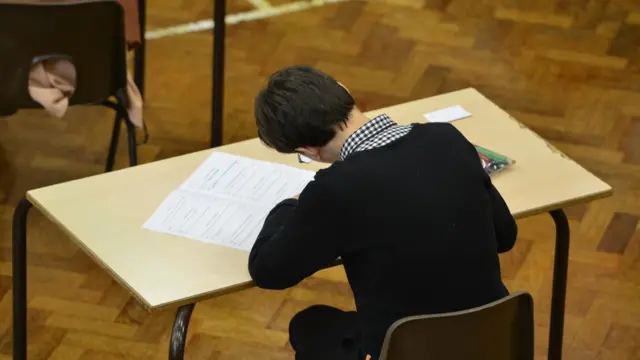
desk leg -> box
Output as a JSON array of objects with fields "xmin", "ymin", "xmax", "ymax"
[
  {"xmin": 134, "ymin": 0, "xmax": 146, "ymax": 98},
  {"xmin": 169, "ymin": 303, "xmax": 196, "ymax": 360},
  {"xmin": 548, "ymin": 210, "xmax": 570, "ymax": 360},
  {"xmin": 12, "ymin": 198, "xmax": 32, "ymax": 360},
  {"xmin": 211, "ymin": 0, "xmax": 226, "ymax": 148}
]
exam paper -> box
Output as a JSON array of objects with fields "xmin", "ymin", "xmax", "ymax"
[
  {"xmin": 144, "ymin": 152, "xmax": 315, "ymax": 251},
  {"xmin": 423, "ymin": 105, "xmax": 472, "ymax": 123},
  {"xmin": 181, "ymin": 152, "xmax": 314, "ymax": 205}
]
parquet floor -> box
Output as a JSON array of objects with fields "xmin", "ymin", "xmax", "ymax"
[{"xmin": 1, "ymin": 0, "xmax": 640, "ymax": 359}]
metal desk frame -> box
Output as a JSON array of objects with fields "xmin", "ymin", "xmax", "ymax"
[{"xmin": 133, "ymin": 0, "xmax": 225, "ymax": 148}]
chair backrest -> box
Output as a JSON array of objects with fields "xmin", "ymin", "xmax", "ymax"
[
  {"xmin": 0, "ymin": 0, "xmax": 127, "ymax": 113},
  {"xmin": 379, "ymin": 292, "xmax": 534, "ymax": 360}
]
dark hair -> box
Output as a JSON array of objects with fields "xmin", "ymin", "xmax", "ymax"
[{"xmin": 254, "ymin": 65, "xmax": 355, "ymax": 153}]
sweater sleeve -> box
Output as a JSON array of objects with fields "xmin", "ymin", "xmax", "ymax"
[
  {"xmin": 485, "ymin": 174, "xmax": 518, "ymax": 253},
  {"xmin": 452, "ymin": 122, "xmax": 518, "ymax": 253},
  {"xmin": 248, "ymin": 178, "xmax": 344, "ymax": 290}
]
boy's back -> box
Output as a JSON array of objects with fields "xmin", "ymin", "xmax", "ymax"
[
  {"xmin": 324, "ymin": 122, "xmax": 514, "ymax": 358},
  {"xmin": 250, "ymin": 65, "xmax": 516, "ymax": 360},
  {"xmin": 250, "ymin": 122, "xmax": 516, "ymax": 359}
]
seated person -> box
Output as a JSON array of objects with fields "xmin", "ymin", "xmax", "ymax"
[{"xmin": 248, "ymin": 65, "xmax": 518, "ymax": 360}]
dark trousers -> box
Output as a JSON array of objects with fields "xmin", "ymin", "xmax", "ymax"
[{"xmin": 289, "ymin": 305, "xmax": 365, "ymax": 360}]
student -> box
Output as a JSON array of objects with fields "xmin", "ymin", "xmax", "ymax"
[{"xmin": 248, "ymin": 65, "xmax": 518, "ymax": 360}]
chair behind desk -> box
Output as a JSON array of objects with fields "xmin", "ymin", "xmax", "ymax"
[
  {"xmin": 379, "ymin": 291, "xmax": 534, "ymax": 360},
  {"xmin": 0, "ymin": 0, "xmax": 138, "ymax": 171}
]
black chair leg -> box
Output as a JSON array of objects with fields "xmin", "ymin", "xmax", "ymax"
[
  {"xmin": 13, "ymin": 198, "xmax": 32, "ymax": 360},
  {"xmin": 169, "ymin": 303, "xmax": 196, "ymax": 360},
  {"xmin": 124, "ymin": 115, "xmax": 138, "ymax": 167},
  {"xmin": 105, "ymin": 113, "xmax": 123, "ymax": 172},
  {"xmin": 113, "ymin": 91, "xmax": 139, "ymax": 168},
  {"xmin": 133, "ymin": 33, "xmax": 145, "ymax": 99}
]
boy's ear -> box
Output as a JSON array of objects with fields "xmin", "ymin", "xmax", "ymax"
[{"xmin": 337, "ymin": 81, "xmax": 348, "ymax": 91}]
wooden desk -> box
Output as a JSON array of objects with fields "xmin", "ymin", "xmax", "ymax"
[{"xmin": 12, "ymin": 88, "xmax": 612, "ymax": 360}]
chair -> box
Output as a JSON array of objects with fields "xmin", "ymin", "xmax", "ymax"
[
  {"xmin": 0, "ymin": 0, "xmax": 140, "ymax": 172},
  {"xmin": 379, "ymin": 292, "xmax": 534, "ymax": 360}
]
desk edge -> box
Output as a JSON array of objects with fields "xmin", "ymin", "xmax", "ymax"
[{"xmin": 513, "ymin": 187, "xmax": 613, "ymax": 220}]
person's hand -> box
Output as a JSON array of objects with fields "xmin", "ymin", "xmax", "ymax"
[{"xmin": 366, "ymin": 356, "xmax": 371, "ymax": 360}]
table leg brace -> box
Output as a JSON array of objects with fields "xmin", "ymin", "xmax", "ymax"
[
  {"xmin": 548, "ymin": 210, "xmax": 570, "ymax": 360},
  {"xmin": 169, "ymin": 303, "xmax": 196, "ymax": 360},
  {"xmin": 12, "ymin": 198, "xmax": 32, "ymax": 360}
]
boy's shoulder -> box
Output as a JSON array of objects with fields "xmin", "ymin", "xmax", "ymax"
[{"xmin": 313, "ymin": 159, "xmax": 357, "ymax": 187}]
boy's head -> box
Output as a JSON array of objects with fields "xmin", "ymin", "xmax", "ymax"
[{"xmin": 255, "ymin": 65, "xmax": 362, "ymax": 163}]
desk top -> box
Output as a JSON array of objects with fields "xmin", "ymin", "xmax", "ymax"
[{"xmin": 27, "ymin": 88, "xmax": 612, "ymax": 309}]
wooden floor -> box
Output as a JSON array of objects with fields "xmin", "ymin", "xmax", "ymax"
[{"xmin": 2, "ymin": 0, "xmax": 640, "ymax": 359}]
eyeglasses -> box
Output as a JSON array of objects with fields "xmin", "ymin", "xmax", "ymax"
[{"xmin": 297, "ymin": 154, "xmax": 313, "ymax": 163}]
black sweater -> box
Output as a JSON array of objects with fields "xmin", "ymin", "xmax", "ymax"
[{"xmin": 248, "ymin": 122, "xmax": 518, "ymax": 359}]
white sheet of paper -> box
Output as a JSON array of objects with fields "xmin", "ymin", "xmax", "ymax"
[
  {"xmin": 181, "ymin": 152, "xmax": 314, "ymax": 205},
  {"xmin": 143, "ymin": 152, "xmax": 315, "ymax": 251},
  {"xmin": 423, "ymin": 105, "xmax": 472, "ymax": 123}
]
